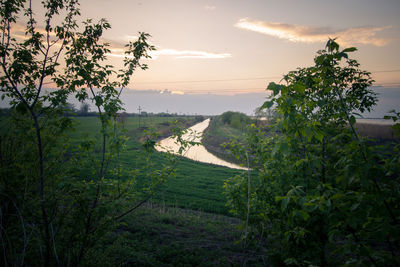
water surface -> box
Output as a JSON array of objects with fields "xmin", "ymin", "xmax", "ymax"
[{"xmin": 156, "ymin": 119, "xmax": 247, "ymax": 170}]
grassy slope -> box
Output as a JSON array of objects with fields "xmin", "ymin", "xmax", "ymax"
[
  {"xmin": 71, "ymin": 116, "xmax": 244, "ymax": 215},
  {"xmin": 84, "ymin": 203, "xmax": 265, "ymax": 266},
  {"xmin": 69, "ymin": 116, "xmax": 256, "ymax": 264},
  {"xmin": 1, "ymin": 114, "xmax": 253, "ymax": 264},
  {"xmin": 202, "ymin": 116, "xmax": 248, "ymax": 165}
]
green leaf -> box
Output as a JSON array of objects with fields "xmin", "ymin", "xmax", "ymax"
[
  {"xmin": 392, "ymin": 124, "xmax": 400, "ymax": 136},
  {"xmin": 326, "ymin": 199, "xmax": 331, "ymax": 208},
  {"xmin": 280, "ymin": 141, "xmax": 289, "ymax": 153},
  {"xmin": 338, "ymin": 52, "xmax": 348, "ymax": 59},
  {"xmin": 350, "ymin": 203, "xmax": 360, "ymax": 211},
  {"xmin": 314, "ymin": 131, "xmax": 324, "ymax": 142},
  {"xmin": 295, "ymin": 158, "xmax": 306, "ymax": 167},
  {"xmin": 281, "ymin": 197, "xmax": 290, "ymax": 211},
  {"xmin": 342, "ymin": 47, "xmax": 357, "ymax": 53},
  {"xmin": 349, "ymin": 115, "xmax": 356, "ymax": 125},
  {"xmin": 384, "ymin": 115, "xmax": 391, "ymax": 120},
  {"xmin": 267, "ymin": 82, "xmax": 283, "ymax": 95},
  {"xmin": 298, "ymin": 210, "xmax": 310, "ymax": 221},
  {"xmin": 94, "ymin": 95, "xmax": 103, "ymax": 106},
  {"xmin": 16, "ymin": 102, "xmax": 28, "ymax": 114},
  {"xmin": 294, "ymin": 83, "xmax": 305, "ymax": 94},
  {"xmin": 261, "ymin": 100, "xmax": 274, "ymax": 110},
  {"xmin": 328, "ymin": 229, "xmax": 339, "ymax": 242}
]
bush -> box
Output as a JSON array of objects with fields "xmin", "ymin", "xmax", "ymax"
[
  {"xmin": 0, "ymin": 1, "xmax": 189, "ymax": 265},
  {"xmin": 225, "ymin": 39, "xmax": 400, "ymax": 266},
  {"xmin": 220, "ymin": 111, "xmax": 251, "ymax": 130}
]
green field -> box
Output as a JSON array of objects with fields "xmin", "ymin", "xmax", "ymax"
[
  {"xmin": 71, "ymin": 116, "xmax": 244, "ymax": 215},
  {"xmin": 1, "ymin": 113, "xmax": 255, "ymax": 265}
]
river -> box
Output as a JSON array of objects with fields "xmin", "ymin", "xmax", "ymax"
[{"xmin": 155, "ymin": 119, "xmax": 247, "ymax": 170}]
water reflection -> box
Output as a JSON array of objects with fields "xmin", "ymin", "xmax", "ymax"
[{"xmin": 156, "ymin": 119, "xmax": 247, "ymax": 170}]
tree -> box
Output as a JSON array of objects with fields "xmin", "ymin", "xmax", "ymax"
[
  {"xmin": 225, "ymin": 39, "xmax": 400, "ymax": 266},
  {"xmin": 220, "ymin": 111, "xmax": 251, "ymax": 130},
  {"xmin": 0, "ymin": 1, "xmax": 189, "ymax": 265},
  {"xmin": 78, "ymin": 102, "xmax": 90, "ymax": 115}
]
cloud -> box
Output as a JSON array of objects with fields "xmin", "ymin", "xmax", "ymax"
[
  {"xmin": 100, "ymin": 34, "xmax": 232, "ymax": 60},
  {"xmin": 150, "ymin": 49, "xmax": 231, "ymax": 59},
  {"xmin": 10, "ymin": 22, "xmax": 58, "ymax": 41},
  {"xmin": 107, "ymin": 47, "xmax": 231, "ymax": 59},
  {"xmin": 124, "ymin": 35, "xmax": 139, "ymax": 41},
  {"xmin": 205, "ymin": 5, "xmax": 216, "ymax": 10},
  {"xmin": 235, "ymin": 18, "xmax": 390, "ymax": 46},
  {"xmin": 171, "ymin": 90, "xmax": 185, "ymax": 95}
]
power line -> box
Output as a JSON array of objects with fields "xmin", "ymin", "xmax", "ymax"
[
  {"xmin": 38, "ymin": 69, "xmax": 400, "ymax": 87},
  {"xmin": 182, "ymin": 88, "xmax": 267, "ymax": 93},
  {"xmin": 133, "ymin": 76, "xmax": 281, "ymax": 85},
  {"xmin": 372, "ymin": 69, "xmax": 400, "ymax": 73},
  {"xmin": 133, "ymin": 69, "xmax": 400, "ymax": 85},
  {"xmin": 375, "ymin": 82, "xmax": 400, "ymax": 86}
]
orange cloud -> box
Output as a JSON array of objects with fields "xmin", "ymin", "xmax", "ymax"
[
  {"xmin": 235, "ymin": 18, "xmax": 390, "ymax": 46},
  {"xmin": 8, "ymin": 22, "xmax": 58, "ymax": 42}
]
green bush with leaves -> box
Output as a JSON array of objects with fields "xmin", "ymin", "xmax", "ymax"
[
  {"xmin": 0, "ymin": 1, "xmax": 191, "ymax": 266},
  {"xmin": 224, "ymin": 39, "xmax": 400, "ymax": 266},
  {"xmin": 220, "ymin": 111, "xmax": 251, "ymax": 130}
]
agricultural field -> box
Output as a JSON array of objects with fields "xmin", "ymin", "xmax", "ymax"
[
  {"xmin": 66, "ymin": 116, "xmax": 258, "ymax": 264},
  {"xmin": 70, "ymin": 116, "xmax": 244, "ymax": 215}
]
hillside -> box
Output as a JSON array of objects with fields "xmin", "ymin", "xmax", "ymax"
[{"xmin": 202, "ymin": 112, "xmax": 252, "ymax": 165}]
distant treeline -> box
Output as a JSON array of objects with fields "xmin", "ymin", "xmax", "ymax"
[{"xmin": 0, "ymin": 107, "xmax": 201, "ymax": 118}]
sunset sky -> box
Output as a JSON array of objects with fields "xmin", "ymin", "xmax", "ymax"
[
  {"xmin": 31, "ymin": 0, "xmax": 400, "ymax": 95},
  {"xmin": 70, "ymin": 0, "xmax": 400, "ymax": 95}
]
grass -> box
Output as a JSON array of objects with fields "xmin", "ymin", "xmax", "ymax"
[
  {"xmin": 2, "ymin": 113, "xmax": 256, "ymax": 264},
  {"xmin": 83, "ymin": 203, "xmax": 265, "ymax": 266},
  {"xmin": 202, "ymin": 116, "xmax": 249, "ymax": 165},
  {"xmin": 71, "ymin": 116, "xmax": 245, "ymax": 215},
  {"xmin": 69, "ymin": 116, "xmax": 257, "ymax": 264}
]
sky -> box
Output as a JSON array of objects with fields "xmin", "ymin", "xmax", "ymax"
[
  {"xmin": 62, "ymin": 0, "xmax": 400, "ymax": 95},
  {"xmin": 3, "ymin": 0, "xmax": 400, "ymax": 115}
]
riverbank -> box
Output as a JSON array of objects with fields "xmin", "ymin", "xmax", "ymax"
[
  {"xmin": 156, "ymin": 119, "xmax": 247, "ymax": 170},
  {"xmin": 202, "ymin": 117, "xmax": 399, "ymax": 168},
  {"xmin": 202, "ymin": 116, "xmax": 248, "ymax": 166}
]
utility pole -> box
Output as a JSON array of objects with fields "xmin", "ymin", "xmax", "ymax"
[{"xmin": 138, "ymin": 106, "xmax": 142, "ymax": 128}]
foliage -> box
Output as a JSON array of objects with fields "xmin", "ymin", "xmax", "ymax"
[
  {"xmin": 224, "ymin": 39, "xmax": 400, "ymax": 266},
  {"xmin": 385, "ymin": 110, "xmax": 400, "ymax": 136},
  {"xmin": 78, "ymin": 102, "xmax": 90, "ymax": 115},
  {"xmin": 220, "ymin": 111, "xmax": 252, "ymax": 130},
  {"xmin": 0, "ymin": 1, "xmax": 190, "ymax": 266},
  {"xmin": 254, "ymin": 105, "xmax": 278, "ymax": 123}
]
